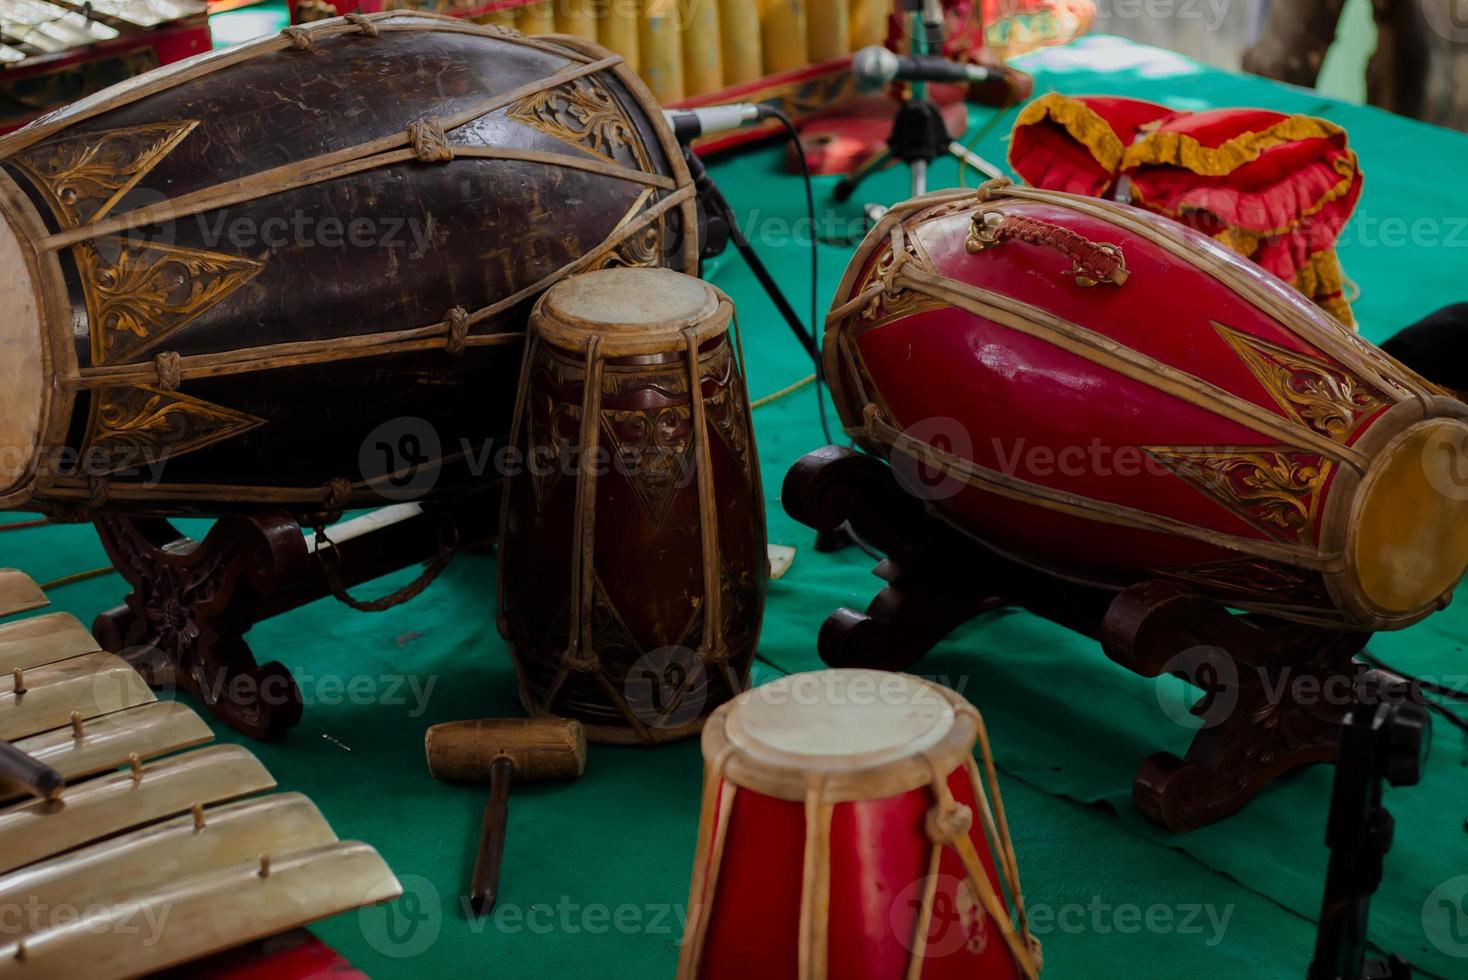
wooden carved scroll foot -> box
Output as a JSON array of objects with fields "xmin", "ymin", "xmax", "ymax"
[
  {"xmin": 92, "ymin": 512, "xmax": 310, "ymax": 741},
  {"xmin": 784, "ymin": 446, "xmax": 1371, "ymax": 832},
  {"xmin": 90, "ymin": 497, "xmax": 499, "ymax": 741},
  {"xmin": 1103, "ymin": 581, "xmax": 1369, "ymax": 833},
  {"xmin": 783, "ymin": 446, "xmax": 1001, "ymax": 672}
]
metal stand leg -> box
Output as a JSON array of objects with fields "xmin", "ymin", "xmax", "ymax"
[
  {"xmin": 909, "ymin": 159, "xmax": 929, "ymax": 197},
  {"xmin": 948, "ymin": 141, "xmax": 1005, "ymax": 182}
]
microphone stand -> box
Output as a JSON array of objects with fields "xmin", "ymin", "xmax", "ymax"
[
  {"xmin": 1307, "ymin": 697, "xmax": 1427, "ymax": 980},
  {"xmin": 834, "ymin": 0, "xmax": 1003, "ymax": 205},
  {"xmin": 680, "ymin": 143, "xmax": 819, "ymax": 364}
]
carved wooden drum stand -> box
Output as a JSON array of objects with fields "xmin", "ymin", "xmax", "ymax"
[
  {"xmin": 787, "ymin": 179, "xmax": 1468, "ymax": 831},
  {"xmin": 0, "ymin": 12, "xmax": 697, "ymax": 736},
  {"xmin": 498, "ymin": 268, "xmax": 767, "ymax": 744},
  {"xmin": 677, "ymin": 669, "xmax": 1041, "ymax": 980}
]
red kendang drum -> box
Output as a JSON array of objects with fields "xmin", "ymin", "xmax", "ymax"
[
  {"xmin": 825, "ymin": 180, "xmax": 1468, "ymax": 631},
  {"xmin": 678, "ymin": 669, "xmax": 1041, "ymax": 980}
]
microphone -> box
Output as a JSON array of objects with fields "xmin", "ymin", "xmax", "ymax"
[
  {"xmin": 662, "ymin": 103, "xmax": 773, "ymax": 143},
  {"xmin": 851, "ymin": 45, "xmax": 996, "ymax": 89},
  {"xmin": 851, "ymin": 45, "xmax": 1034, "ymax": 107}
]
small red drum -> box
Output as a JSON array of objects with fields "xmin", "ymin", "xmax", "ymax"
[
  {"xmin": 825, "ymin": 180, "xmax": 1468, "ymax": 631},
  {"xmin": 677, "ymin": 669, "xmax": 1041, "ymax": 980}
]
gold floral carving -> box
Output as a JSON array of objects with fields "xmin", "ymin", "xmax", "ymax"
[
  {"xmin": 10, "ymin": 119, "xmax": 199, "ymax": 229},
  {"xmin": 854, "ymin": 237, "xmax": 945, "ymax": 330},
  {"xmin": 589, "ymin": 219, "xmax": 662, "ymax": 271},
  {"xmin": 75, "ymin": 236, "xmax": 266, "ymax": 366},
  {"xmin": 1144, "ymin": 446, "xmax": 1331, "ymax": 545},
  {"xmin": 1214, "ymin": 322, "xmax": 1390, "ymax": 443},
  {"xmin": 506, "ymin": 77, "xmax": 651, "ymax": 171},
  {"xmin": 85, "ymin": 385, "xmax": 265, "ymax": 474}
]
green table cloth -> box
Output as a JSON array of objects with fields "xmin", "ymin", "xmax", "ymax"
[{"xmin": 5, "ymin": 33, "xmax": 1467, "ymax": 980}]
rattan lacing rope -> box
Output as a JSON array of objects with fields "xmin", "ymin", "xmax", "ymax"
[
  {"xmin": 343, "ymin": 12, "xmax": 378, "ymax": 36},
  {"xmin": 153, "ymin": 351, "xmax": 182, "ymax": 391}
]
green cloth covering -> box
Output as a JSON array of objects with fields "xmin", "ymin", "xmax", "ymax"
[{"xmin": 5, "ymin": 33, "xmax": 1468, "ymax": 979}]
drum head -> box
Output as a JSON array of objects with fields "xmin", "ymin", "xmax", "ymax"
[
  {"xmin": 534, "ymin": 268, "xmax": 728, "ymax": 355},
  {"xmin": 0, "ymin": 211, "xmax": 43, "ymax": 495},
  {"xmin": 1351, "ymin": 418, "xmax": 1468, "ymax": 617},
  {"xmin": 725, "ymin": 669, "xmax": 957, "ymax": 771}
]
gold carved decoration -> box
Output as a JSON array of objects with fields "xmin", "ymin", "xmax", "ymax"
[
  {"xmin": 507, "ymin": 77, "xmax": 651, "ymax": 172},
  {"xmin": 85, "ymin": 385, "xmax": 265, "ymax": 474},
  {"xmin": 1144, "ymin": 446, "xmax": 1331, "ymax": 546},
  {"xmin": 589, "ymin": 219, "xmax": 662, "ymax": 271},
  {"xmin": 1215, "ymin": 322, "xmax": 1390, "ymax": 443},
  {"xmin": 10, "ymin": 120, "xmax": 199, "ymax": 229},
  {"xmin": 75, "ymin": 236, "xmax": 266, "ymax": 366},
  {"xmin": 854, "ymin": 235, "xmax": 945, "ymax": 330},
  {"xmin": 600, "ymin": 404, "xmax": 694, "ymax": 528}
]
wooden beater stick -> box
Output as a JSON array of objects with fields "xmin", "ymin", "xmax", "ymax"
[
  {"xmin": 424, "ymin": 718, "xmax": 587, "ymax": 917},
  {"xmin": 0, "ymin": 739, "xmax": 64, "ymax": 800}
]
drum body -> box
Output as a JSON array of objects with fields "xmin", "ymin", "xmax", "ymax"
[
  {"xmin": 498, "ymin": 269, "xmax": 767, "ymax": 744},
  {"xmin": 825, "ymin": 182, "xmax": 1468, "ymax": 631},
  {"xmin": 0, "ymin": 12, "xmax": 696, "ymax": 519},
  {"xmin": 678, "ymin": 670, "xmax": 1040, "ymax": 980}
]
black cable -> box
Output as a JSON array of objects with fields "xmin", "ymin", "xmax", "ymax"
[
  {"xmin": 1358, "ymin": 649, "xmax": 1468, "ymax": 703},
  {"xmin": 765, "ymin": 106, "xmax": 833, "ymax": 447},
  {"xmin": 1356, "ymin": 649, "xmax": 1468, "ymax": 734}
]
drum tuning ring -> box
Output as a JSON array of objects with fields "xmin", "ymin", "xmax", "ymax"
[{"xmin": 965, "ymin": 209, "xmax": 1006, "ymax": 253}]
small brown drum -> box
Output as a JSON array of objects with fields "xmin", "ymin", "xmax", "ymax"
[
  {"xmin": 825, "ymin": 180, "xmax": 1468, "ymax": 631},
  {"xmin": 497, "ymin": 268, "xmax": 767, "ymax": 744},
  {"xmin": 677, "ymin": 669, "xmax": 1041, "ymax": 980},
  {"xmin": 0, "ymin": 11, "xmax": 695, "ymax": 520}
]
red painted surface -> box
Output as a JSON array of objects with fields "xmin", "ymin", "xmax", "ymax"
[
  {"xmin": 177, "ymin": 933, "xmax": 366, "ymax": 979},
  {"xmin": 696, "ymin": 769, "xmax": 1020, "ymax": 979},
  {"xmin": 839, "ymin": 197, "xmax": 1385, "ymax": 589}
]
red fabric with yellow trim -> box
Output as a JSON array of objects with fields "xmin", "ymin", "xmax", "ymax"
[{"xmin": 1009, "ymin": 93, "xmax": 1362, "ymax": 328}]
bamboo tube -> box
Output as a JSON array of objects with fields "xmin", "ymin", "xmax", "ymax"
[
  {"xmin": 555, "ymin": 0, "xmax": 599, "ymax": 40},
  {"xmin": 517, "ymin": 0, "xmax": 556, "ymax": 34},
  {"xmin": 600, "ymin": 0, "xmax": 642, "ymax": 72},
  {"xmin": 807, "ymin": 0, "xmax": 849, "ymax": 62},
  {"xmin": 719, "ymin": 0, "xmax": 762, "ymax": 85},
  {"xmin": 641, "ymin": 0, "xmax": 686, "ymax": 102},
  {"xmin": 848, "ymin": 0, "xmax": 887, "ymax": 50},
  {"xmin": 681, "ymin": 0, "xmax": 724, "ymax": 97},
  {"xmin": 473, "ymin": 4, "xmax": 519, "ymax": 29},
  {"xmin": 758, "ymin": 0, "xmax": 808, "ymax": 74}
]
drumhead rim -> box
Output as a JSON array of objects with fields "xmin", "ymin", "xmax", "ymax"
[
  {"xmin": 532, "ymin": 269, "xmax": 732, "ymax": 357},
  {"xmin": 0, "ymin": 172, "xmax": 71, "ymax": 508},
  {"xmin": 702, "ymin": 670, "xmax": 980, "ymax": 804},
  {"xmin": 1330, "ymin": 398, "xmax": 1468, "ymax": 627}
]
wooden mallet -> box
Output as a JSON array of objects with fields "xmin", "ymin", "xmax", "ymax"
[
  {"xmin": 425, "ymin": 718, "xmax": 587, "ymax": 916},
  {"xmin": 0, "ymin": 738, "xmax": 63, "ymax": 801}
]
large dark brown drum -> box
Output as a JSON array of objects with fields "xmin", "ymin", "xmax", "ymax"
[{"xmin": 0, "ymin": 12, "xmax": 696, "ymax": 519}]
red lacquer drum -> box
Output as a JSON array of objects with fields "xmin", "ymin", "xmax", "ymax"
[
  {"xmin": 825, "ymin": 180, "xmax": 1468, "ymax": 631},
  {"xmin": 677, "ymin": 669, "xmax": 1041, "ymax": 980}
]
